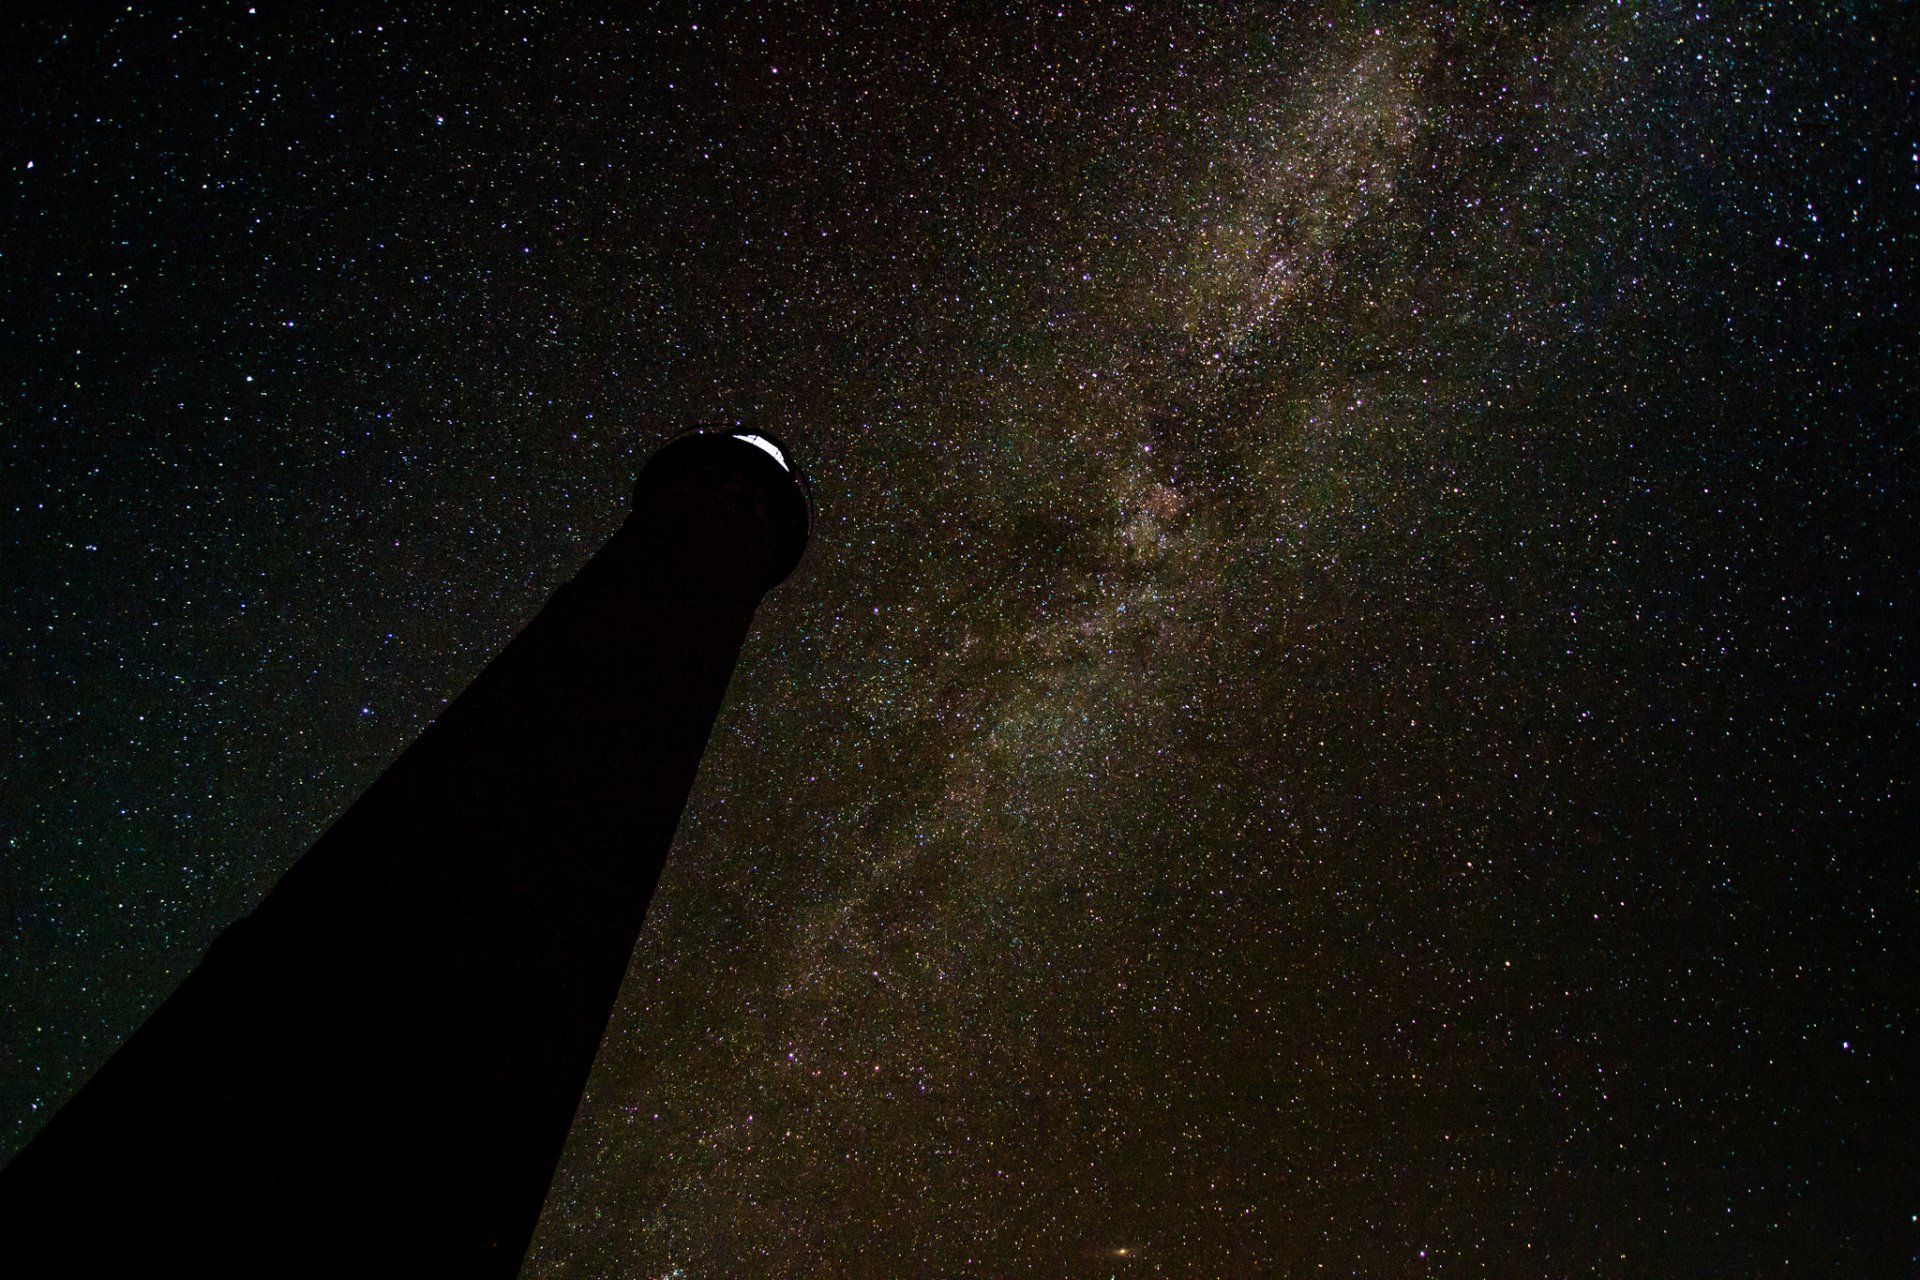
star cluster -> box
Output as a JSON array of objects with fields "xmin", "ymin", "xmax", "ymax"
[{"xmin": 2, "ymin": 5, "xmax": 1913, "ymax": 1275}]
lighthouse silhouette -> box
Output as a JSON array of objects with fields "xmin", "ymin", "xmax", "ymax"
[{"xmin": 0, "ymin": 427, "xmax": 811, "ymax": 1275}]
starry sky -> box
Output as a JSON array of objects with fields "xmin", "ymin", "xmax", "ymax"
[{"xmin": 3, "ymin": 4, "xmax": 1915, "ymax": 1275}]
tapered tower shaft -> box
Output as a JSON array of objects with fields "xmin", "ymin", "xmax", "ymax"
[{"xmin": 0, "ymin": 429, "xmax": 810, "ymax": 1275}]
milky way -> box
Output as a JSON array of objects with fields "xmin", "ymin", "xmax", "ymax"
[{"xmin": 4, "ymin": 6, "xmax": 1913, "ymax": 1275}]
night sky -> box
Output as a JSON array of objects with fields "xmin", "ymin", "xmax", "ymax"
[{"xmin": 4, "ymin": 4, "xmax": 1916, "ymax": 1275}]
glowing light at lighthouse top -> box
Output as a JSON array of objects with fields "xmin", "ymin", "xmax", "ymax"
[{"xmin": 734, "ymin": 433, "xmax": 789, "ymax": 472}]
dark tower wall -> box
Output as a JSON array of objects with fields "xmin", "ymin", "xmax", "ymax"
[{"xmin": 0, "ymin": 429, "xmax": 811, "ymax": 1275}]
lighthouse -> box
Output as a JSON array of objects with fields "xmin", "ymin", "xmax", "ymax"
[{"xmin": 0, "ymin": 427, "xmax": 811, "ymax": 1275}]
